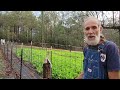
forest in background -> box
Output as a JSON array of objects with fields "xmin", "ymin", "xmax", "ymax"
[{"xmin": 0, "ymin": 11, "xmax": 119, "ymax": 49}]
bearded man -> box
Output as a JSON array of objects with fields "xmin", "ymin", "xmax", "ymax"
[{"xmin": 76, "ymin": 16, "xmax": 120, "ymax": 79}]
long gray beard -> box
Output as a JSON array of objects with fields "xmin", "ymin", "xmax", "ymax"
[{"xmin": 84, "ymin": 34, "xmax": 100, "ymax": 45}]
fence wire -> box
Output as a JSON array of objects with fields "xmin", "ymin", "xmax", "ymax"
[{"xmin": 11, "ymin": 42, "xmax": 84, "ymax": 79}]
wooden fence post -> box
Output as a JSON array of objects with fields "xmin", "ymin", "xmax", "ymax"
[{"xmin": 43, "ymin": 59, "xmax": 52, "ymax": 79}]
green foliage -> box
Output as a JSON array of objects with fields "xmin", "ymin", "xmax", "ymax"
[{"xmin": 14, "ymin": 46, "xmax": 84, "ymax": 79}]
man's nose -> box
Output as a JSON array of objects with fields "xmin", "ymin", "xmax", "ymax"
[{"xmin": 88, "ymin": 28, "xmax": 93, "ymax": 34}]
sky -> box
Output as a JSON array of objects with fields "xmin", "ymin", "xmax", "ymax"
[
  {"xmin": 26, "ymin": 11, "xmax": 120, "ymax": 26},
  {"xmin": 32, "ymin": 11, "xmax": 114, "ymax": 18},
  {"xmin": 33, "ymin": 11, "xmax": 41, "ymax": 17},
  {"xmin": 32, "ymin": 11, "xmax": 118, "ymax": 25}
]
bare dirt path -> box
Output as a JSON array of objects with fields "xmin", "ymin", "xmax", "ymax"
[{"xmin": 0, "ymin": 45, "xmax": 42, "ymax": 79}]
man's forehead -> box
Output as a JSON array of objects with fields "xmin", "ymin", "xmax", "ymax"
[
  {"xmin": 84, "ymin": 20, "xmax": 98, "ymax": 27},
  {"xmin": 84, "ymin": 18, "xmax": 98, "ymax": 25},
  {"xmin": 84, "ymin": 18, "xmax": 100, "ymax": 28}
]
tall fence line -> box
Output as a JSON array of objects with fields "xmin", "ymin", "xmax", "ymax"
[{"xmin": 0, "ymin": 41, "xmax": 84, "ymax": 79}]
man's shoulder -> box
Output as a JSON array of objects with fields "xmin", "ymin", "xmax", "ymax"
[
  {"xmin": 105, "ymin": 40, "xmax": 118, "ymax": 48},
  {"xmin": 105, "ymin": 40, "xmax": 119, "ymax": 53},
  {"xmin": 83, "ymin": 45, "xmax": 88, "ymax": 53}
]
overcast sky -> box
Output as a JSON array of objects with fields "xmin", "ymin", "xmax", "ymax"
[
  {"xmin": 33, "ymin": 11, "xmax": 120, "ymax": 25},
  {"xmin": 33, "ymin": 11, "xmax": 41, "ymax": 17},
  {"xmin": 33, "ymin": 11, "xmax": 115, "ymax": 18}
]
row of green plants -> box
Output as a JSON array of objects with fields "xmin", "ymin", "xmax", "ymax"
[{"xmin": 13, "ymin": 46, "xmax": 84, "ymax": 79}]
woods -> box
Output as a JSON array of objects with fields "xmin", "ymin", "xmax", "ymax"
[{"xmin": 0, "ymin": 11, "xmax": 120, "ymax": 49}]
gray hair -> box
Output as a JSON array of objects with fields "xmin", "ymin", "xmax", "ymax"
[{"xmin": 83, "ymin": 16, "xmax": 102, "ymax": 27}]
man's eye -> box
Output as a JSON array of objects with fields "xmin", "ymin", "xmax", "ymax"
[
  {"xmin": 85, "ymin": 27, "xmax": 90, "ymax": 30},
  {"xmin": 92, "ymin": 26, "xmax": 97, "ymax": 29}
]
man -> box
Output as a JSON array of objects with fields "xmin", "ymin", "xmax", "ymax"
[{"xmin": 76, "ymin": 16, "xmax": 120, "ymax": 79}]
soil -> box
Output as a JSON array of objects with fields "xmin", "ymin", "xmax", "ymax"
[{"xmin": 0, "ymin": 45, "xmax": 42, "ymax": 79}]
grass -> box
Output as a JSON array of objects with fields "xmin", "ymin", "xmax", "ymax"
[{"xmin": 13, "ymin": 46, "xmax": 84, "ymax": 79}]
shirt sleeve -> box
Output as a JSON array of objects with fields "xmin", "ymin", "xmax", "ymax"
[{"xmin": 106, "ymin": 42, "xmax": 120, "ymax": 71}]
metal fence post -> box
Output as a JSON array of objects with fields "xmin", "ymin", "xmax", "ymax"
[
  {"xmin": 11, "ymin": 42, "xmax": 13, "ymax": 70},
  {"xmin": 20, "ymin": 43, "xmax": 23, "ymax": 79},
  {"xmin": 7, "ymin": 41, "xmax": 8, "ymax": 60},
  {"xmin": 31, "ymin": 41, "xmax": 32, "ymax": 62}
]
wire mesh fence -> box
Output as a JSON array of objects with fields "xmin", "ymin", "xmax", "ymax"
[{"xmin": 0, "ymin": 41, "xmax": 84, "ymax": 79}]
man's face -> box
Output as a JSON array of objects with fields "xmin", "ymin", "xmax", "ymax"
[{"xmin": 83, "ymin": 19, "xmax": 102, "ymax": 45}]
